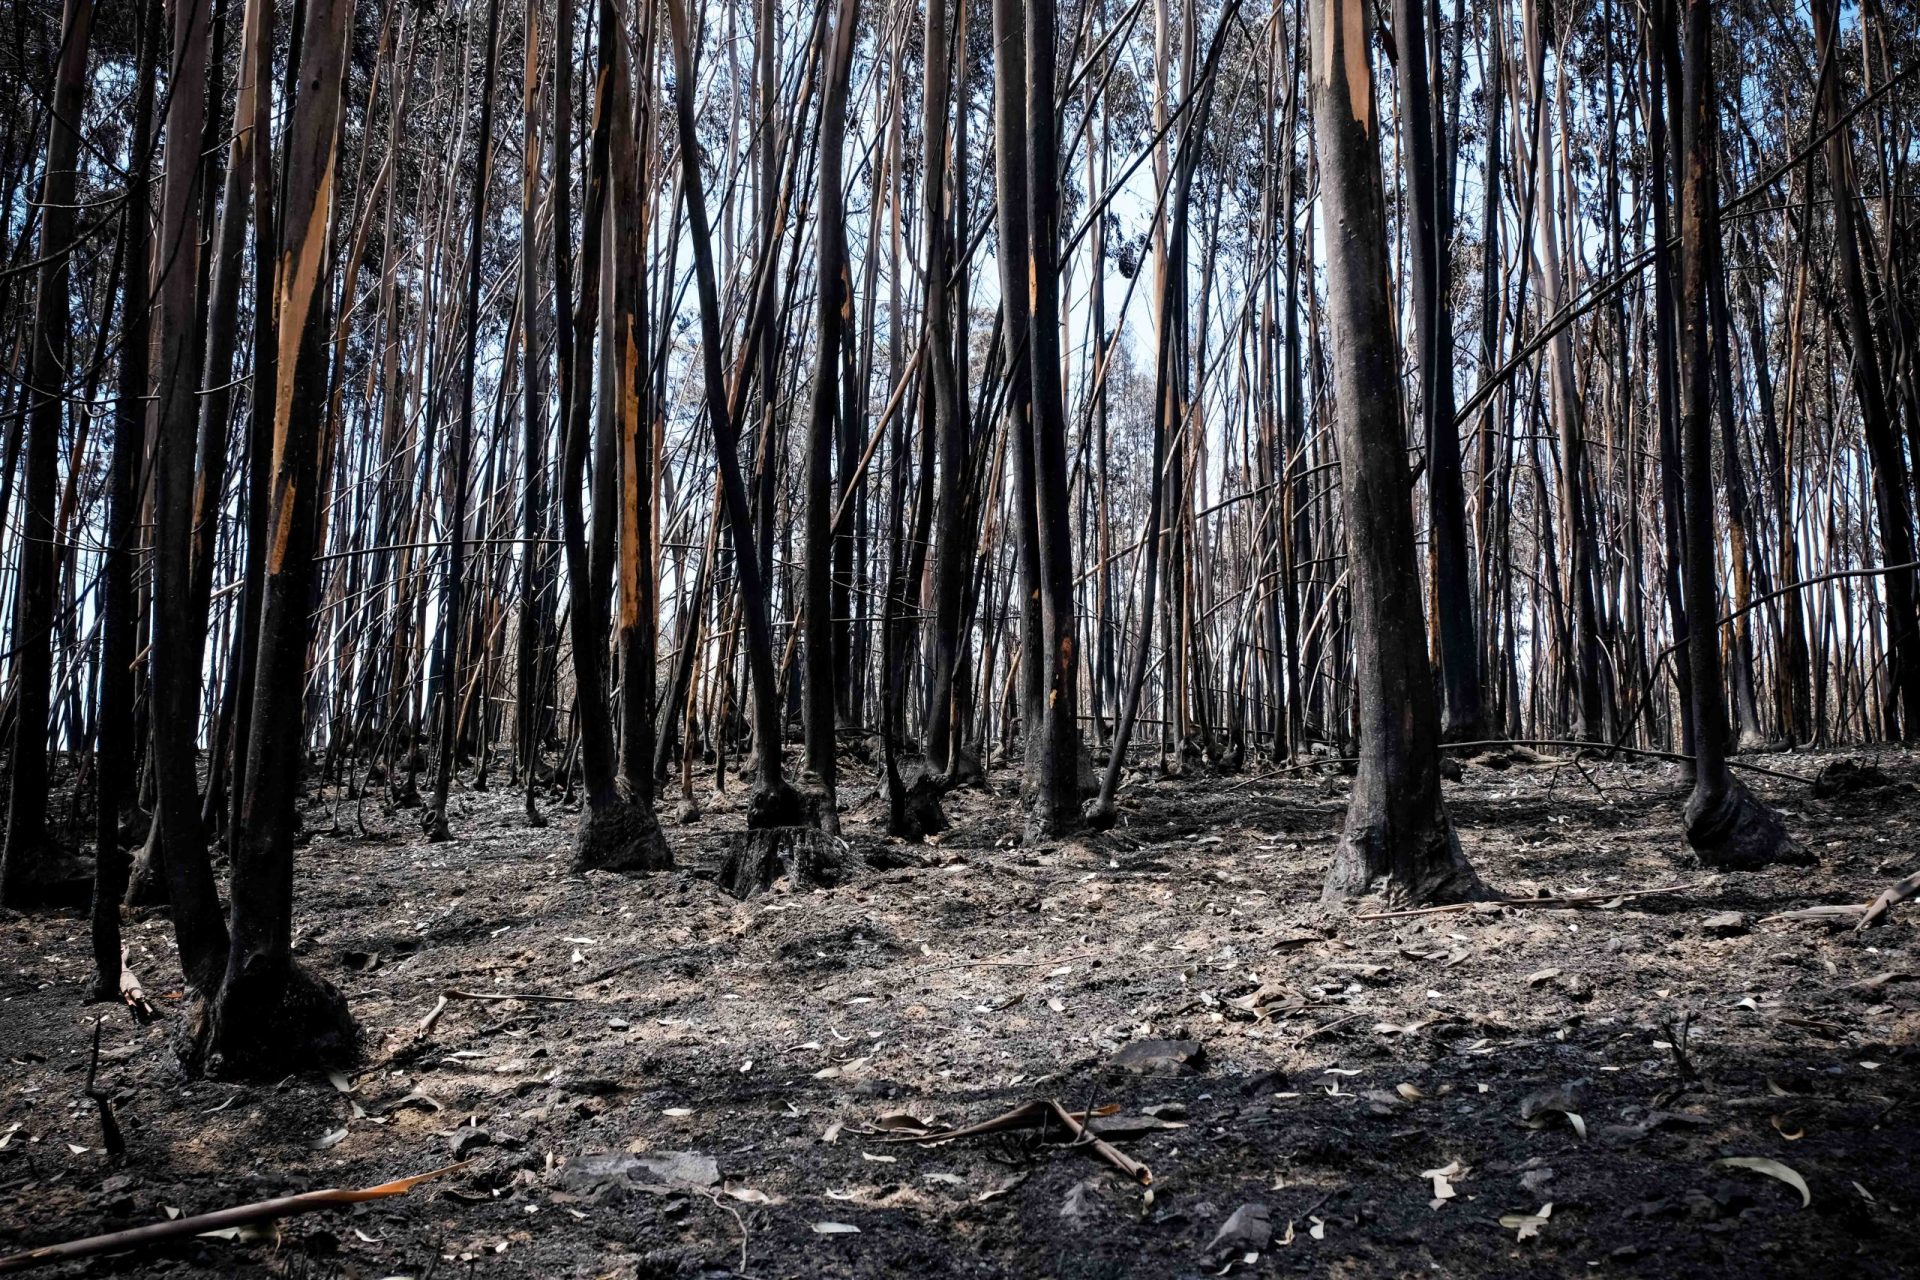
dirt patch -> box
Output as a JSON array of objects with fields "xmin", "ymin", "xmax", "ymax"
[{"xmin": 2, "ymin": 749, "xmax": 1917, "ymax": 1277}]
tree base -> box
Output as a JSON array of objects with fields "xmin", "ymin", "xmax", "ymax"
[
  {"xmin": 1321, "ymin": 818, "xmax": 1487, "ymax": 909},
  {"xmin": 746, "ymin": 779, "xmax": 812, "ymax": 831},
  {"xmin": 1024, "ymin": 800, "xmax": 1086, "ymax": 844},
  {"xmin": 887, "ymin": 770, "xmax": 947, "ymax": 841},
  {"xmin": 719, "ymin": 826, "xmax": 850, "ymax": 898},
  {"xmin": 1084, "ymin": 795, "xmax": 1120, "ymax": 832},
  {"xmin": 122, "ymin": 835, "xmax": 167, "ymax": 908},
  {"xmin": 573, "ymin": 798, "xmax": 674, "ymax": 873},
  {"xmin": 192, "ymin": 959, "xmax": 357, "ymax": 1079},
  {"xmin": 1685, "ymin": 778, "xmax": 1810, "ymax": 870}
]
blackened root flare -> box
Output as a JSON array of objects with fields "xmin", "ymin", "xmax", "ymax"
[
  {"xmin": 1685, "ymin": 778, "xmax": 1810, "ymax": 870},
  {"xmin": 573, "ymin": 798, "xmax": 674, "ymax": 873},
  {"xmin": 720, "ymin": 826, "xmax": 850, "ymax": 898},
  {"xmin": 194, "ymin": 959, "xmax": 358, "ymax": 1079},
  {"xmin": 746, "ymin": 779, "xmax": 812, "ymax": 831},
  {"xmin": 1023, "ymin": 796, "xmax": 1086, "ymax": 845},
  {"xmin": 1320, "ymin": 819, "xmax": 1490, "ymax": 909}
]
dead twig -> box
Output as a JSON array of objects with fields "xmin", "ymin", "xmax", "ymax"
[
  {"xmin": 1296, "ymin": 1013, "xmax": 1364, "ymax": 1043},
  {"xmin": 0, "ymin": 1163, "xmax": 468, "ymax": 1274},
  {"xmin": 880, "ymin": 1099, "xmax": 1151, "ymax": 1185},
  {"xmin": 440, "ymin": 988, "xmax": 584, "ymax": 1004},
  {"xmin": 1352, "ymin": 880, "xmax": 1710, "ymax": 922}
]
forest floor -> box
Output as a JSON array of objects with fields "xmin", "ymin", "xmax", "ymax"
[{"xmin": 3, "ymin": 744, "xmax": 1919, "ymax": 1279}]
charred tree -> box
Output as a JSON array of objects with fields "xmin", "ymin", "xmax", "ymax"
[{"xmin": 1310, "ymin": 0, "xmax": 1484, "ymax": 906}]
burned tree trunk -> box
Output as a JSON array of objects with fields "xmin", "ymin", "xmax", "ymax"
[
  {"xmin": 90, "ymin": 0, "xmax": 159, "ymax": 996},
  {"xmin": 804, "ymin": 0, "xmax": 859, "ymax": 831},
  {"xmin": 0, "ymin": 0, "xmax": 92, "ymax": 908},
  {"xmin": 1672, "ymin": 0, "xmax": 1799, "ymax": 867},
  {"xmin": 1310, "ymin": 0, "xmax": 1483, "ymax": 906},
  {"xmin": 202, "ymin": 0, "xmax": 360, "ymax": 1077},
  {"xmin": 665, "ymin": 0, "xmax": 807, "ymax": 833},
  {"xmin": 147, "ymin": 0, "xmax": 231, "ymax": 984},
  {"xmin": 559, "ymin": 0, "xmax": 673, "ymax": 872},
  {"xmin": 428, "ymin": 0, "xmax": 504, "ymax": 841}
]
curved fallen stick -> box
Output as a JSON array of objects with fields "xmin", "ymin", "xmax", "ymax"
[
  {"xmin": 0, "ymin": 1162, "xmax": 468, "ymax": 1274},
  {"xmin": 879, "ymin": 1099, "xmax": 1152, "ymax": 1185}
]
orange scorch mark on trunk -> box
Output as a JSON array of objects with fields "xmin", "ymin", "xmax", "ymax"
[
  {"xmin": 268, "ymin": 142, "xmax": 337, "ymax": 575},
  {"xmin": 1317, "ymin": 0, "xmax": 1374, "ymax": 136}
]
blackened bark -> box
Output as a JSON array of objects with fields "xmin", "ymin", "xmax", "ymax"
[
  {"xmin": 148, "ymin": 0, "xmax": 230, "ymax": 985},
  {"xmin": 1310, "ymin": 0, "xmax": 1483, "ymax": 906},
  {"xmin": 1675, "ymin": 0, "xmax": 1799, "ymax": 867},
  {"xmin": 429, "ymin": 0, "xmax": 504, "ymax": 841},
  {"xmin": 204, "ymin": 0, "xmax": 360, "ymax": 1077}
]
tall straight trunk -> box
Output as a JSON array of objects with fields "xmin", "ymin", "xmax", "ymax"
[
  {"xmin": 1393, "ymin": 0, "xmax": 1480, "ymax": 740},
  {"xmin": 90, "ymin": 0, "xmax": 158, "ymax": 993},
  {"xmin": 429, "ymin": 0, "xmax": 504, "ymax": 840},
  {"xmin": 805, "ymin": 0, "xmax": 858, "ymax": 824},
  {"xmin": 564, "ymin": 0, "xmax": 672, "ymax": 869},
  {"xmin": 1026, "ymin": 0, "xmax": 1083, "ymax": 836},
  {"xmin": 922, "ymin": 0, "xmax": 969, "ymax": 778},
  {"xmin": 0, "ymin": 0, "xmax": 92, "ymax": 907},
  {"xmin": 1524, "ymin": 0, "xmax": 1607, "ymax": 741},
  {"xmin": 1813, "ymin": 0, "xmax": 1920, "ymax": 739},
  {"xmin": 148, "ymin": 0, "xmax": 231, "ymax": 987},
  {"xmin": 191, "ymin": 0, "xmax": 260, "ymax": 839},
  {"xmin": 665, "ymin": 0, "xmax": 804, "ymax": 828},
  {"xmin": 1674, "ymin": 0, "xmax": 1798, "ymax": 865},
  {"xmin": 1310, "ymin": 0, "xmax": 1483, "ymax": 906},
  {"xmin": 519, "ymin": 0, "xmax": 551, "ymax": 825},
  {"xmin": 613, "ymin": 0, "xmax": 658, "ymax": 804},
  {"xmin": 224, "ymin": 0, "xmax": 279, "ymax": 852},
  {"xmin": 204, "ymin": 0, "xmax": 358, "ymax": 1077},
  {"xmin": 990, "ymin": 0, "xmax": 1045, "ymax": 799}
]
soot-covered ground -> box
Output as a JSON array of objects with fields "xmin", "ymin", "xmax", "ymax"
[{"xmin": 3, "ymin": 745, "xmax": 1918, "ymax": 1278}]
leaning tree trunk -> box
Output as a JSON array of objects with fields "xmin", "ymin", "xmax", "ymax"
[
  {"xmin": 666, "ymin": 0, "xmax": 806, "ymax": 832},
  {"xmin": 1310, "ymin": 0, "xmax": 1483, "ymax": 906},
  {"xmin": 201, "ymin": 0, "xmax": 360, "ymax": 1078},
  {"xmin": 0, "ymin": 0, "xmax": 91, "ymax": 908},
  {"xmin": 1673, "ymin": 0, "xmax": 1799, "ymax": 868},
  {"xmin": 1812, "ymin": 0, "xmax": 1920, "ymax": 740}
]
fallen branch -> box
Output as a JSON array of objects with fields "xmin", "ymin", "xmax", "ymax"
[
  {"xmin": 0, "ymin": 1163, "xmax": 467, "ymax": 1274},
  {"xmin": 440, "ymin": 988, "xmax": 584, "ymax": 1004},
  {"xmin": 1761, "ymin": 904, "xmax": 1868, "ymax": 925},
  {"xmin": 115, "ymin": 952, "xmax": 154, "ymax": 1024},
  {"xmin": 880, "ymin": 1099, "xmax": 1151, "ymax": 1185},
  {"xmin": 1353, "ymin": 880, "xmax": 1711, "ymax": 922},
  {"xmin": 1856, "ymin": 870, "xmax": 1920, "ymax": 932}
]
